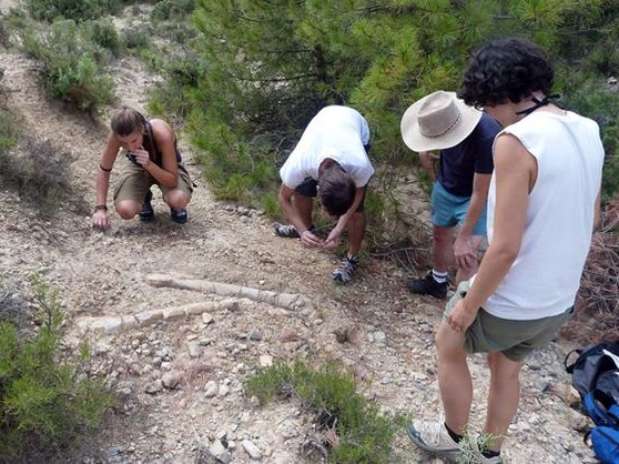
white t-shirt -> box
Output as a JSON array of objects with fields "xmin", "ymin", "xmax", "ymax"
[
  {"xmin": 279, "ymin": 105, "xmax": 374, "ymax": 188},
  {"xmin": 481, "ymin": 110, "xmax": 604, "ymax": 321}
]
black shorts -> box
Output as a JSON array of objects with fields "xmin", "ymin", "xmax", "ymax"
[{"xmin": 294, "ymin": 177, "xmax": 367, "ymax": 213}]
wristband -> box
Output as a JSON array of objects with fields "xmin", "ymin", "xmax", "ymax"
[
  {"xmin": 94, "ymin": 205, "xmax": 108, "ymax": 212},
  {"xmin": 99, "ymin": 164, "xmax": 112, "ymax": 172}
]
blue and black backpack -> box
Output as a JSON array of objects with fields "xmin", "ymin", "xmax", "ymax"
[{"xmin": 565, "ymin": 341, "xmax": 619, "ymax": 463}]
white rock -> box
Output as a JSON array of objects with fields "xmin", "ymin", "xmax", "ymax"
[
  {"xmin": 242, "ymin": 439, "xmax": 262, "ymax": 460},
  {"xmin": 205, "ymin": 381, "xmax": 218, "ymax": 398},
  {"xmin": 202, "ymin": 313, "xmax": 214, "ymax": 324},
  {"xmin": 162, "ymin": 371, "xmax": 181, "ymax": 389},
  {"xmin": 259, "ymin": 355, "xmax": 273, "ymax": 367}
]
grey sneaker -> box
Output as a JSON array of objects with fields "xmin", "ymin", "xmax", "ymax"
[
  {"xmin": 332, "ymin": 256, "xmax": 359, "ymax": 284},
  {"xmin": 474, "ymin": 437, "xmax": 503, "ymax": 464},
  {"xmin": 273, "ymin": 223, "xmax": 315, "ymax": 238},
  {"xmin": 407, "ymin": 420, "xmax": 462, "ymax": 460}
]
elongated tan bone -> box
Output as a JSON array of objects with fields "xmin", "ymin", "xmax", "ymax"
[{"xmin": 145, "ymin": 274, "xmax": 309, "ymax": 311}]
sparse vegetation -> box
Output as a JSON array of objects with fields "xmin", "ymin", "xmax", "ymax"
[
  {"xmin": 21, "ymin": 18, "xmax": 115, "ymax": 112},
  {"xmin": 25, "ymin": 0, "xmax": 126, "ymax": 22},
  {"xmin": 0, "ymin": 275, "xmax": 114, "ymax": 461},
  {"xmin": 246, "ymin": 361, "xmax": 401, "ymax": 463}
]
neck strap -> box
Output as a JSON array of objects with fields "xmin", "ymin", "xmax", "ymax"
[{"xmin": 515, "ymin": 94, "xmax": 560, "ymax": 116}]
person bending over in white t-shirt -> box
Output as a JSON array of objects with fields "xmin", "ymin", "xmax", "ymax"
[
  {"xmin": 275, "ymin": 105, "xmax": 375, "ymax": 284},
  {"xmin": 406, "ymin": 38, "xmax": 604, "ymax": 464}
]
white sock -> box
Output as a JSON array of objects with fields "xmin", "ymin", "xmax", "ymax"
[{"xmin": 431, "ymin": 269, "xmax": 448, "ymax": 284}]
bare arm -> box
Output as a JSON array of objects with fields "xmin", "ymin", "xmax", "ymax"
[
  {"xmin": 325, "ymin": 187, "xmax": 365, "ymax": 248},
  {"xmin": 143, "ymin": 120, "xmax": 178, "ymax": 189},
  {"xmin": 278, "ymin": 184, "xmax": 322, "ymax": 247},
  {"xmin": 460, "ymin": 135, "xmax": 534, "ymax": 314},
  {"xmin": 419, "ymin": 151, "xmax": 438, "ymax": 182},
  {"xmin": 92, "ymin": 134, "xmax": 122, "ymax": 229}
]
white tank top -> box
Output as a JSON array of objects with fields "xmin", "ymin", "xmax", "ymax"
[{"xmin": 482, "ymin": 110, "xmax": 604, "ymax": 320}]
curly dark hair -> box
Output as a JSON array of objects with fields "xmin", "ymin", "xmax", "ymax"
[{"xmin": 458, "ymin": 38, "xmax": 554, "ymax": 107}]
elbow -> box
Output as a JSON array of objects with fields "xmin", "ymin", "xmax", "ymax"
[{"xmin": 491, "ymin": 242, "xmax": 520, "ymax": 264}]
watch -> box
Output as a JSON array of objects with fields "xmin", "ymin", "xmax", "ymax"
[{"xmin": 94, "ymin": 205, "xmax": 108, "ymax": 212}]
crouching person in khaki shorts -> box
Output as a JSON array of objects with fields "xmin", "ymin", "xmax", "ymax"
[
  {"xmin": 406, "ymin": 38, "xmax": 604, "ymax": 464},
  {"xmin": 92, "ymin": 107, "xmax": 193, "ymax": 229}
]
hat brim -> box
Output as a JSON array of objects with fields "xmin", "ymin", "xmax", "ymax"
[{"xmin": 400, "ymin": 92, "xmax": 483, "ymax": 152}]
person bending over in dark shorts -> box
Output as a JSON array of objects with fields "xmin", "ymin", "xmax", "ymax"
[
  {"xmin": 92, "ymin": 107, "xmax": 193, "ymax": 229},
  {"xmin": 274, "ymin": 105, "xmax": 374, "ymax": 284}
]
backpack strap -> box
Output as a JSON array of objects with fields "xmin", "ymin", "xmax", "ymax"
[{"xmin": 565, "ymin": 348, "xmax": 583, "ymax": 373}]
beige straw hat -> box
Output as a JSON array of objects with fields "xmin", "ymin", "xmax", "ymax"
[{"xmin": 401, "ymin": 90, "xmax": 482, "ymax": 152}]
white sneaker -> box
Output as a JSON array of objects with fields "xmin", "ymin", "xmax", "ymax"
[
  {"xmin": 407, "ymin": 420, "xmax": 462, "ymax": 459},
  {"xmin": 473, "ymin": 438, "xmax": 503, "ymax": 464}
]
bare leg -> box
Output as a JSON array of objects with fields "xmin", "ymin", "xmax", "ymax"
[
  {"xmin": 290, "ymin": 194, "xmax": 313, "ymax": 229},
  {"xmin": 436, "ymin": 320, "xmax": 472, "ymax": 435},
  {"xmin": 346, "ymin": 211, "xmax": 365, "ymax": 257},
  {"xmin": 115, "ymin": 200, "xmax": 142, "ymax": 220},
  {"xmin": 483, "ymin": 352, "xmax": 523, "ymax": 452},
  {"xmin": 433, "ymin": 225, "xmax": 456, "ymax": 273},
  {"xmin": 455, "ymin": 235, "xmax": 484, "ymax": 284},
  {"xmin": 164, "ymin": 189, "xmax": 191, "ymax": 210}
]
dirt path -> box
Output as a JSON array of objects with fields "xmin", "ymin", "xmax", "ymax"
[{"xmin": 0, "ymin": 13, "xmax": 595, "ymax": 464}]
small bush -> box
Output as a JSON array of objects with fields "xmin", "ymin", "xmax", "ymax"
[
  {"xmin": 0, "ymin": 275, "xmax": 113, "ymax": 460},
  {"xmin": 25, "ymin": 0, "xmax": 125, "ymax": 22},
  {"xmin": 246, "ymin": 361, "xmax": 400, "ymax": 464},
  {"xmin": 122, "ymin": 24, "xmax": 151, "ymax": 50},
  {"xmin": 0, "ymin": 108, "xmax": 17, "ymax": 154},
  {"xmin": 151, "ymin": 0, "xmax": 195, "ymax": 22},
  {"xmin": 0, "ymin": 132, "xmax": 82, "ymax": 214},
  {"xmin": 21, "ymin": 19, "xmax": 114, "ymax": 112},
  {"xmin": 83, "ymin": 17, "xmax": 122, "ymax": 56}
]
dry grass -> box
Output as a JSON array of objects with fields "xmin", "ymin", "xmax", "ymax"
[{"xmin": 562, "ymin": 198, "xmax": 619, "ymax": 343}]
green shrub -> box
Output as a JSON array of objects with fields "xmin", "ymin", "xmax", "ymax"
[
  {"xmin": 246, "ymin": 361, "xmax": 400, "ymax": 464},
  {"xmin": 21, "ymin": 19, "xmax": 114, "ymax": 112},
  {"xmin": 122, "ymin": 24, "xmax": 151, "ymax": 50},
  {"xmin": 0, "ymin": 275, "xmax": 113, "ymax": 460},
  {"xmin": 151, "ymin": 0, "xmax": 195, "ymax": 22},
  {"xmin": 25, "ymin": 0, "xmax": 126, "ymax": 22},
  {"xmin": 0, "ymin": 108, "xmax": 17, "ymax": 154},
  {"xmin": 83, "ymin": 17, "xmax": 122, "ymax": 56},
  {"xmin": 0, "ymin": 116, "xmax": 84, "ymax": 215},
  {"xmin": 149, "ymin": 0, "xmax": 619, "ymax": 229}
]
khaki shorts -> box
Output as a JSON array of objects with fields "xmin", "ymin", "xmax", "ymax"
[
  {"xmin": 113, "ymin": 162, "xmax": 193, "ymax": 204},
  {"xmin": 444, "ymin": 281, "xmax": 574, "ymax": 362}
]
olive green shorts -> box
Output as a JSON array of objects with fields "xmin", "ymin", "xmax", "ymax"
[
  {"xmin": 444, "ymin": 281, "xmax": 574, "ymax": 362},
  {"xmin": 113, "ymin": 162, "xmax": 193, "ymax": 205}
]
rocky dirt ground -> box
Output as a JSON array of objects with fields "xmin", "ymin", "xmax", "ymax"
[{"xmin": 0, "ymin": 3, "xmax": 599, "ymax": 463}]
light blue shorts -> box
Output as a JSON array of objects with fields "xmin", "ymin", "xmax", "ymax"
[{"xmin": 431, "ymin": 181, "xmax": 487, "ymax": 236}]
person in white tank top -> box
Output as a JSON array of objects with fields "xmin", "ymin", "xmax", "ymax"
[{"xmin": 407, "ymin": 39, "xmax": 604, "ymax": 463}]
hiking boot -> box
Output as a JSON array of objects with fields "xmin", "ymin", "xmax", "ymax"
[
  {"xmin": 407, "ymin": 272, "xmax": 448, "ymax": 299},
  {"xmin": 407, "ymin": 420, "xmax": 462, "ymax": 460},
  {"xmin": 170, "ymin": 208, "xmax": 188, "ymax": 224},
  {"xmin": 139, "ymin": 190, "xmax": 155, "ymax": 222},
  {"xmin": 332, "ymin": 255, "xmax": 359, "ymax": 284},
  {"xmin": 273, "ymin": 223, "xmax": 315, "ymax": 238}
]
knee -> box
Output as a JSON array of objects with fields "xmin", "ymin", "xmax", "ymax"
[
  {"xmin": 436, "ymin": 321, "xmax": 465, "ymax": 360},
  {"xmin": 115, "ymin": 201, "xmax": 140, "ymax": 220},
  {"xmin": 165, "ymin": 190, "xmax": 190, "ymax": 209}
]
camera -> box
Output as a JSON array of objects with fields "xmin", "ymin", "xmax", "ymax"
[{"xmin": 126, "ymin": 151, "xmax": 139, "ymax": 165}]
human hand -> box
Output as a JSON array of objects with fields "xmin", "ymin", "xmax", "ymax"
[
  {"xmin": 92, "ymin": 210, "xmax": 111, "ymax": 230},
  {"xmin": 454, "ymin": 234, "xmax": 477, "ymax": 270},
  {"xmin": 131, "ymin": 147, "xmax": 150, "ymax": 168},
  {"xmin": 324, "ymin": 226, "xmax": 343, "ymax": 250},
  {"xmin": 447, "ymin": 299, "xmax": 477, "ymax": 333},
  {"xmin": 300, "ymin": 230, "xmax": 324, "ymax": 248}
]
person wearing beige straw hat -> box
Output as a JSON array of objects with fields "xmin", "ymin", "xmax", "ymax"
[
  {"xmin": 401, "ymin": 90, "xmax": 501, "ymax": 299},
  {"xmin": 406, "ymin": 38, "xmax": 603, "ymax": 464}
]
